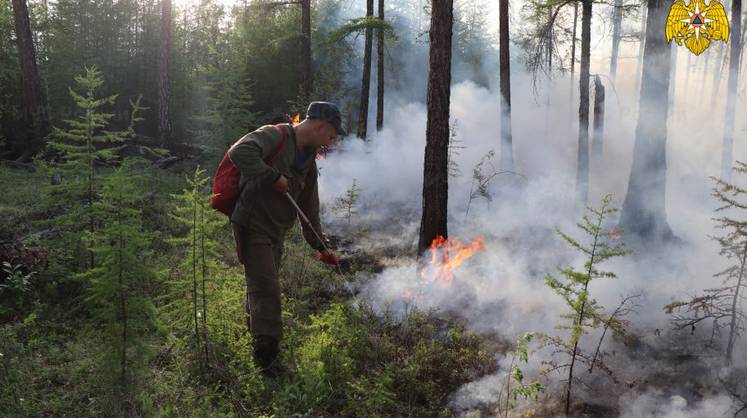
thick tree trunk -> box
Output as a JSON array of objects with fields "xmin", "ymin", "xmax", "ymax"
[
  {"xmin": 376, "ymin": 0, "xmax": 384, "ymax": 131},
  {"xmin": 418, "ymin": 0, "xmax": 453, "ymax": 255},
  {"xmin": 11, "ymin": 0, "xmax": 49, "ymax": 160},
  {"xmin": 576, "ymin": 0, "xmax": 592, "ymax": 209},
  {"xmin": 721, "ymin": 0, "xmax": 742, "ymax": 182},
  {"xmin": 609, "ymin": 0, "xmax": 622, "ymax": 81},
  {"xmin": 591, "ymin": 75, "xmax": 605, "ymax": 159},
  {"xmin": 357, "ymin": 0, "xmax": 374, "ymax": 139},
  {"xmin": 619, "ymin": 0, "xmax": 674, "ymax": 242},
  {"xmin": 301, "ymin": 0, "xmax": 312, "ymax": 98},
  {"xmin": 159, "ymin": 0, "xmax": 173, "ymax": 146},
  {"xmin": 499, "ymin": 0, "xmax": 513, "ymax": 170}
]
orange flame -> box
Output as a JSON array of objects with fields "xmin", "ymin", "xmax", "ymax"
[
  {"xmin": 290, "ymin": 112, "xmax": 302, "ymax": 126},
  {"xmin": 419, "ymin": 235, "xmax": 484, "ymax": 287}
]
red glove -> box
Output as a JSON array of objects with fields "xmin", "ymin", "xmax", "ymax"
[{"xmin": 317, "ymin": 250, "xmax": 339, "ymax": 266}]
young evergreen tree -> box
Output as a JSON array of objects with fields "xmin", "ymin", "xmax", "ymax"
[
  {"xmin": 164, "ymin": 166, "xmax": 223, "ymax": 369},
  {"xmin": 77, "ymin": 163, "xmax": 160, "ymax": 413},
  {"xmin": 666, "ymin": 162, "xmax": 747, "ymax": 363},
  {"xmin": 544, "ymin": 194, "xmax": 629, "ymax": 416},
  {"xmin": 47, "ymin": 66, "xmax": 144, "ymax": 268}
]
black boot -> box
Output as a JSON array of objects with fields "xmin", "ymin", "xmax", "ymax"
[{"xmin": 253, "ymin": 335, "xmax": 281, "ymax": 377}]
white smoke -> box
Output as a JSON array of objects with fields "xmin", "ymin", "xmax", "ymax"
[{"xmin": 312, "ymin": 0, "xmax": 747, "ymax": 414}]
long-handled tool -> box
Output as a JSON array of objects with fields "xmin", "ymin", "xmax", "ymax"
[{"xmin": 284, "ymin": 192, "xmax": 342, "ymax": 274}]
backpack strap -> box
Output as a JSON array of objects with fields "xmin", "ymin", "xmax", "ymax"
[{"xmin": 267, "ymin": 124, "xmax": 289, "ymax": 164}]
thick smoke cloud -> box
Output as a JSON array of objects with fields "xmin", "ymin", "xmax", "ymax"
[{"xmin": 310, "ymin": 0, "xmax": 746, "ymax": 415}]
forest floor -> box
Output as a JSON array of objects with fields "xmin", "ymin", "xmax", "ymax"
[{"xmin": 2, "ymin": 160, "xmax": 747, "ymax": 417}]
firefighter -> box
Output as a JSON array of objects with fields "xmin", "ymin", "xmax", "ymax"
[{"xmin": 228, "ymin": 101, "xmax": 345, "ymax": 375}]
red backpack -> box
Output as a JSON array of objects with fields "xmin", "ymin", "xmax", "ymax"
[{"xmin": 211, "ymin": 124, "xmax": 288, "ymax": 216}]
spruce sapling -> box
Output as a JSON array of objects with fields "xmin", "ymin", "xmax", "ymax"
[
  {"xmin": 47, "ymin": 66, "xmax": 143, "ymax": 268},
  {"xmin": 544, "ymin": 193, "xmax": 628, "ymax": 416},
  {"xmin": 77, "ymin": 163, "xmax": 159, "ymax": 411},
  {"xmin": 164, "ymin": 166, "xmax": 223, "ymax": 370},
  {"xmin": 333, "ymin": 178, "xmax": 360, "ymax": 226}
]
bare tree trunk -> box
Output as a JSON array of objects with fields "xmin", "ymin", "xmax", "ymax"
[
  {"xmin": 301, "ymin": 0, "xmax": 312, "ymax": 98},
  {"xmin": 569, "ymin": 2, "xmax": 579, "ymax": 104},
  {"xmin": 576, "ymin": 0, "xmax": 592, "ymax": 210},
  {"xmin": 726, "ymin": 241, "xmax": 747, "ymax": 363},
  {"xmin": 159, "ymin": 0, "xmax": 173, "ymax": 147},
  {"xmin": 721, "ymin": 0, "xmax": 742, "ymax": 182},
  {"xmin": 609, "ymin": 0, "xmax": 622, "ymax": 81},
  {"xmin": 619, "ymin": 0, "xmax": 674, "ymax": 242},
  {"xmin": 376, "ymin": 0, "xmax": 384, "ymax": 131},
  {"xmin": 11, "ymin": 0, "xmax": 49, "ymax": 160},
  {"xmin": 591, "ymin": 75, "xmax": 605, "ymax": 159},
  {"xmin": 667, "ymin": 44, "xmax": 678, "ymax": 123},
  {"xmin": 418, "ymin": 0, "xmax": 453, "ymax": 255},
  {"xmin": 357, "ymin": 0, "xmax": 374, "ymax": 139},
  {"xmin": 499, "ymin": 0, "xmax": 513, "ymax": 170},
  {"xmin": 633, "ymin": 8, "xmax": 647, "ymax": 99}
]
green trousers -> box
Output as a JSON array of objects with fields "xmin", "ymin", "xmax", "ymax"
[{"xmin": 234, "ymin": 223, "xmax": 284, "ymax": 342}]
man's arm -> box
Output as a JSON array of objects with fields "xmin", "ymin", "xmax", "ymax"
[{"xmin": 227, "ymin": 126, "xmax": 282, "ymax": 186}]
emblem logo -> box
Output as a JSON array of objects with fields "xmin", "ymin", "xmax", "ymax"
[{"xmin": 666, "ymin": 0, "xmax": 730, "ymax": 55}]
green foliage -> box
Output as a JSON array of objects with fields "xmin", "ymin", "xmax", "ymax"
[
  {"xmin": 333, "ymin": 178, "xmax": 360, "ymax": 225},
  {"xmin": 498, "ymin": 333, "xmax": 544, "ymax": 417},
  {"xmin": 162, "ymin": 166, "xmax": 225, "ymax": 370},
  {"xmin": 75, "ymin": 163, "xmax": 161, "ymax": 414},
  {"xmin": 327, "ymin": 16, "xmax": 397, "ymax": 44},
  {"xmin": 466, "ymin": 149, "xmax": 499, "ymax": 215},
  {"xmin": 0, "ymin": 262, "xmax": 36, "ymax": 319},
  {"xmin": 544, "ymin": 193, "xmax": 629, "ymax": 412},
  {"xmin": 45, "ymin": 66, "xmax": 142, "ymax": 238}
]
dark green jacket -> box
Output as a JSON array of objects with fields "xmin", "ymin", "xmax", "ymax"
[{"xmin": 228, "ymin": 124, "xmax": 326, "ymax": 250}]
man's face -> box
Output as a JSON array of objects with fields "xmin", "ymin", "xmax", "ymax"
[{"xmin": 315, "ymin": 120, "xmax": 340, "ymax": 150}]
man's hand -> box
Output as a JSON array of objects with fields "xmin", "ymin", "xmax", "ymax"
[
  {"xmin": 317, "ymin": 249, "xmax": 339, "ymax": 266},
  {"xmin": 272, "ymin": 175, "xmax": 288, "ymax": 193}
]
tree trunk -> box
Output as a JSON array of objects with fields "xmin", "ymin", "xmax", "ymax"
[
  {"xmin": 667, "ymin": 44, "xmax": 678, "ymax": 122},
  {"xmin": 591, "ymin": 75, "xmax": 605, "ymax": 159},
  {"xmin": 721, "ymin": 0, "xmax": 742, "ymax": 182},
  {"xmin": 609, "ymin": 0, "xmax": 622, "ymax": 81},
  {"xmin": 376, "ymin": 0, "xmax": 384, "ymax": 131},
  {"xmin": 633, "ymin": 8, "xmax": 647, "ymax": 99},
  {"xmin": 418, "ymin": 0, "xmax": 453, "ymax": 255},
  {"xmin": 499, "ymin": 0, "xmax": 513, "ymax": 170},
  {"xmin": 726, "ymin": 241, "xmax": 747, "ymax": 363},
  {"xmin": 569, "ymin": 2, "xmax": 579, "ymax": 104},
  {"xmin": 576, "ymin": 0, "xmax": 592, "ymax": 210},
  {"xmin": 159, "ymin": 0, "xmax": 173, "ymax": 147},
  {"xmin": 11, "ymin": 0, "xmax": 49, "ymax": 160},
  {"xmin": 618, "ymin": 0, "xmax": 674, "ymax": 242},
  {"xmin": 357, "ymin": 0, "xmax": 374, "ymax": 139},
  {"xmin": 301, "ymin": 0, "xmax": 312, "ymax": 98}
]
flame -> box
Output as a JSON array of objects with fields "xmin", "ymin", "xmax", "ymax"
[
  {"xmin": 290, "ymin": 112, "xmax": 302, "ymax": 126},
  {"xmin": 419, "ymin": 235, "xmax": 484, "ymax": 287}
]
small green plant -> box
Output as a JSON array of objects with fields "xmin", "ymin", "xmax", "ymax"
[
  {"xmin": 77, "ymin": 163, "xmax": 160, "ymax": 413},
  {"xmin": 163, "ymin": 166, "xmax": 224, "ymax": 370},
  {"xmin": 46, "ymin": 65, "xmax": 145, "ymax": 268},
  {"xmin": 466, "ymin": 149, "xmax": 498, "ymax": 215},
  {"xmin": 0, "ymin": 262, "xmax": 35, "ymax": 318},
  {"xmin": 333, "ymin": 178, "xmax": 360, "ymax": 225},
  {"xmin": 498, "ymin": 332, "xmax": 544, "ymax": 417},
  {"xmin": 544, "ymin": 193, "xmax": 629, "ymax": 416}
]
